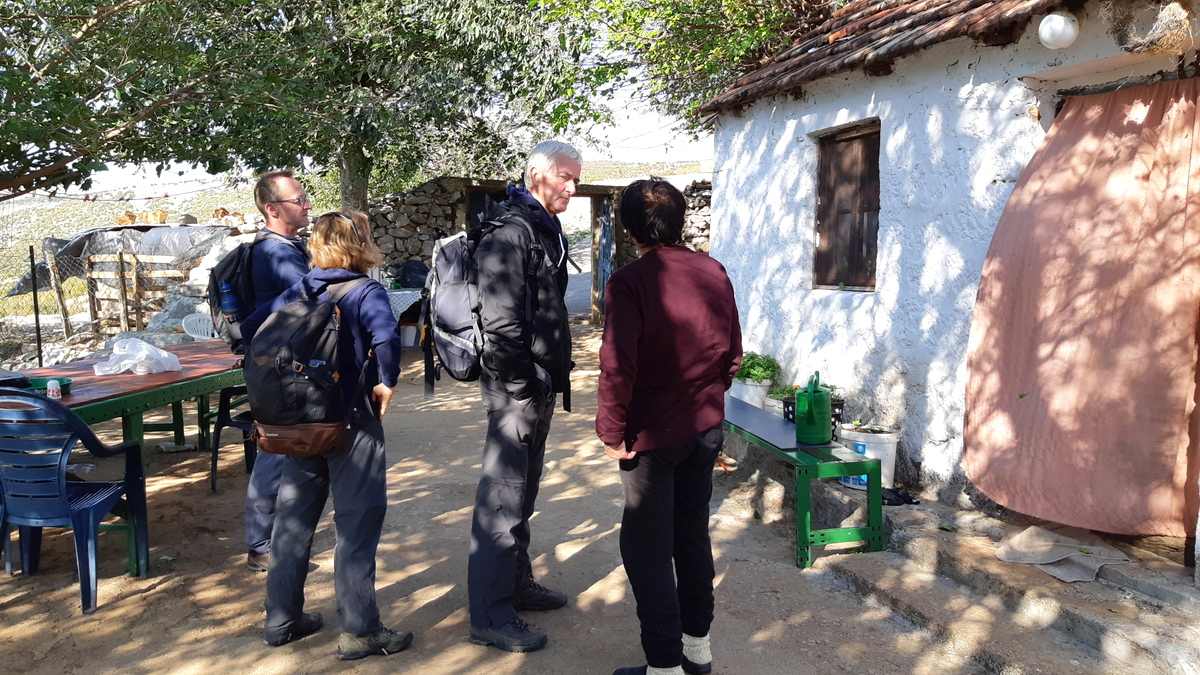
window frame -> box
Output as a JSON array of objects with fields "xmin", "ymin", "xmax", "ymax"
[{"xmin": 811, "ymin": 119, "xmax": 882, "ymax": 292}]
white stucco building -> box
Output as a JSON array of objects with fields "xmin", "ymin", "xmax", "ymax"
[{"xmin": 704, "ymin": 1, "xmax": 1200, "ymax": 488}]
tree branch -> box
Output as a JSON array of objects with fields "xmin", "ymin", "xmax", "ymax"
[{"xmin": 34, "ymin": 0, "xmax": 164, "ymax": 82}]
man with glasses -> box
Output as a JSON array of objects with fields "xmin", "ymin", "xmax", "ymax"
[{"xmin": 244, "ymin": 169, "xmax": 312, "ymax": 573}]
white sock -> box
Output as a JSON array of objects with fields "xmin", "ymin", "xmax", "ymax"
[
  {"xmin": 682, "ymin": 632, "xmax": 711, "ymax": 664},
  {"xmin": 646, "ymin": 666, "xmax": 684, "ymax": 675}
]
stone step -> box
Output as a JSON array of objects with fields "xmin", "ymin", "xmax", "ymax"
[
  {"xmin": 817, "ymin": 550, "xmax": 1110, "ymax": 674},
  {"xmin": 888, "ymin": 530, "xmax": 1200, "ymax": 674},
  {"xmin": 893, "ymin": 502, "xmax": 1200, "ymax": 613}
]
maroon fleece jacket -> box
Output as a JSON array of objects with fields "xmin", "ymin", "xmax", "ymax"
[{"xmin": 596, "ymin": 245, "xmax": 743, "ymax": 454}]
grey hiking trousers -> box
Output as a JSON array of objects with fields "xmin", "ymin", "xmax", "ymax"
[
  {"xmin": 467, "ymin": 368, "xmax": 556, "ymax": 629},
  {"xmin": 265, "ymin": 415, "xmax": 388, "ymax": 638}
]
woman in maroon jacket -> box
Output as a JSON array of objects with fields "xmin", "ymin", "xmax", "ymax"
[{"xmin": 597, "ymin": 180, "xmax": 743, "ymax": 675}]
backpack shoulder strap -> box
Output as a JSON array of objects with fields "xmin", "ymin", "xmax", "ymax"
[
  {"xmin": 323, "ymin": 276, "xmax": 371, "ymax": 303},
  {"xmin": 487, "ymin": 215, "xmax": 543, "ymax": 276}
]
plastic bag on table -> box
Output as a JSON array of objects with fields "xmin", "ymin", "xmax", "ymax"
[{"xmin": 93, "ymin": 338, "xmax": 182, "ymax": 375}]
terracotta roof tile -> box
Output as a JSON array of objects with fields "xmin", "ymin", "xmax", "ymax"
[{"xmin": 701, "ymin": 0, "xmax": 1065, "ymax": 114}]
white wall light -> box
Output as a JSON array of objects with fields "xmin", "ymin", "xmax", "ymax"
[{"xmin": 1039, "ymin": 11, "xmax": 1080, "ymax": 50}]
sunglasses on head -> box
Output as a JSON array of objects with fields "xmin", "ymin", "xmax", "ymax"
[{"xmin": 318, "ymin": 210, "xmax": 370, "ymax": 245}]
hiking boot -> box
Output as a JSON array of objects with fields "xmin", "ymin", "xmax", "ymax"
[
  {"xmin": 263, "ymin": 612, "xmax": 323, "ymax": 647},
  {"xmin": 336, "ymin": 626, "xmax": 414, "ymax": 660},
  {"xmin": 613, "ymin": 667, "xmax": 685, "ymax": 675},
  {"xmin": 247, "ymin": 550, "xmax": 270, "ymax": 573},
  {"xmin": 682, "ymin": 655, "xmax": 711, "ymax": 674},
  {"xmin": 468, "ymin": 617, "xmax": 548, "ymax": 653},
  {"xmin": 513, "ymin": 576, "xmax": 567, "ymax": 611}
]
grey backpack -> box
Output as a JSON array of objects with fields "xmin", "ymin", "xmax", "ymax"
[{"xmin": 422, "ymin": 217, "xmax": 541, "ymax": 386}]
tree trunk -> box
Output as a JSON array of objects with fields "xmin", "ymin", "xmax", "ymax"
[{"xmin": 338, "ymin": 141, "xmax": 372, "ymax": 211}]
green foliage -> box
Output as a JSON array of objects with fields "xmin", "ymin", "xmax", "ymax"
[
  {"xmin": 2, "ymin": 1, "xmax": 612, "ymax": 207},
  {"xmin": 768, "ymin": 383, "xmax": 800, "ymax": 401},
  {"xmin": 547, "ymin": 0, "xmax": 847, "ymax": 129},
  {"xmin": 1, "ymin": 1, "xmax": 308, "ymax": 200},
  {"xmin": 736, "ymin": 352, "xmax": 780, "ymax": 383}
]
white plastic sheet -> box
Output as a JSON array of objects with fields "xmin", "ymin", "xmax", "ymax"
[{"xmin": 93, "ymin": 338, "xmax": 182, "ymax": 376}]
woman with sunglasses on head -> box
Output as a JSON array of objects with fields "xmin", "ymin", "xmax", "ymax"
[{"xmin": 244, "ymin": 209, "xmax": 412, "ymax": 660}]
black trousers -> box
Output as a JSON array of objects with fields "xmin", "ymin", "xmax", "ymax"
[
  {"xmin": 265, "ymin": 415, "xmax": 388, "ymax": 637},
  {"xmin": 619, "ymin": 427, "xmax": 721, "ymax": 668},
  {"xmin": 467, "ymin": 369, "xmax": 556, "ymax": 628}
]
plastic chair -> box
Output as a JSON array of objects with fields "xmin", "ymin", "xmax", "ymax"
[
  {"xmin": 0, "ymin": 388, "xmax": 149, "ymax": 613},
  {"xmin": 0, "ymin": 493, "xmax": 8, "ymax": 570},
  {"xmin": 181, "ymin": 312, "xmax": 218, "ymax": 340},
  {"xmin": 208, "ymin": 385, "xmax": 256, "ymax": 493}
]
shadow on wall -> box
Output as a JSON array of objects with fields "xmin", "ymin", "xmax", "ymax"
[{"xmin": 710, "ymin": 60, "xmax": 1056, "ymax": 498}]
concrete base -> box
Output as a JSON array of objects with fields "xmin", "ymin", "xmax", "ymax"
[
  {"xmin": 723, "ymin": 433, "xmax": 1200, "ymax": 673},
  {"xmin": 822, "ymin": 502, "xmax": 1200, "ymax": 674}
]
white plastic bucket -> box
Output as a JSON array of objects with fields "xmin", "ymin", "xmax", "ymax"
[
  {"xmin": 729, "ymin": 379, "xmax": 771, "ymax": 408},
  {"xmin": 837, "ymin": 425, "xmax": 899, "ymax": 490}
]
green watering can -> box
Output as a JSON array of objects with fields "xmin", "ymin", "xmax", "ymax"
[{"xmin": 794, "ymin": 372, "xmax": 832, "ymax": 445}]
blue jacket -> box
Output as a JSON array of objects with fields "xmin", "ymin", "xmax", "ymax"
[
  {"xmin": 250, "ymin": 233, "xmax": 309, "ymax": 311},
  {"xmin": 244, "ymin": 268, "xmax": 402, "ymax": 407}
]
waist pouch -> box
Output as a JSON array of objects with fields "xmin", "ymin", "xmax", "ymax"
[{"xmin": 254, "ymin": 421, "xmax": 350, "ymax": 458}]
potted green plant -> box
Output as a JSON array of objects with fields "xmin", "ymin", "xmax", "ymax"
[
  {"xmin": 729, "ymin": 352, "xmax": 780, "ymax": 409},
  {"xmin": 765, "ymin": 383, "xmax": 799, "ymax": 417}
]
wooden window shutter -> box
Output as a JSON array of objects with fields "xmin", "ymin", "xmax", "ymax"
[{"xmin": 814, "ymin": 122, "xmax": 880, "ymax": 289}]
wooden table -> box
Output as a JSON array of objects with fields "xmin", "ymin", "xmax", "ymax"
[
  {"xmin": 724, "ymin": 395, "xmax": 884, "ymax": 568},
  {"xmin": 23, "ymin": 341, "xmax": 245, "ymax": 449}
]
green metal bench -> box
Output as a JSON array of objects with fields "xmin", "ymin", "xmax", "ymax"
[{"xmin": 723, "ymin": 395, "xmax": 884, "ymax": 568}]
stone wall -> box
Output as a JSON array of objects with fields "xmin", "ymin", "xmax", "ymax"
[
  {"xmin": 682, "ymin": 180, "xmax": 712, "ymax": 252},
  {"xmin": 368, "ymin": 177, "xmax": 466, "ymax": 267}
]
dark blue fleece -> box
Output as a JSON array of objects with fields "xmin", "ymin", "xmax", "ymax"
[
  {"xmin": 250, "ymin": 234, "xmax": 309, "ymax": 310},
  {"xmin": 505, "ymin": 184, "xmax": 562, "ymax": 238},
  {"xmin": 244, "ymin": 267, "xmax": 401, "ymax": 406}
]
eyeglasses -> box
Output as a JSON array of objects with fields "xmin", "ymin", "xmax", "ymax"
[{"xmin": 271, "ymin": 195, "xmax": 311, "ymax": 207}]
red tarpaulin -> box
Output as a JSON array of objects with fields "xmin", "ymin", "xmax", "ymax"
[{"xmin": 964, "ymin": 78, "xmax": 1200, "ymax": 537}]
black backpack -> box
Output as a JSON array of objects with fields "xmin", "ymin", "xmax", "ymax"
[
  {"xmin": 244, "ymin": 277, "xmax": 370, "ymax": 435},
  {"xmin": 207, "ymin": 232, "xmax": 303, "ymax": 354},
  {"xmin": 421, "ymin": 216, "xmax": 541, "ymax": 390}
]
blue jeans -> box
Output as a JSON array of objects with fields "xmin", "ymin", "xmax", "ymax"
[{"xmin": 245, "ymin": 450, "xmax": 284, "ymax": 554}]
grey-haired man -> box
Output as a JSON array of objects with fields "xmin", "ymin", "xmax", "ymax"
[{"xmin": 466, "ymin": 140, "xmax": 580, "ymax": 653}]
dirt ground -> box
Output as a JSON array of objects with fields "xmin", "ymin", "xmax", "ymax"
[{"xmin": 0, "ymin": 321, "xmax": 946, "ymax": 674}]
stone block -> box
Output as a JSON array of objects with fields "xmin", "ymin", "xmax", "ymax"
[{"xmin": 145, "ymin": 294, "xmax": 207, "ymax": 333}]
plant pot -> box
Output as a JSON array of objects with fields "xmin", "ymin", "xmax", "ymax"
[
  {"xmin": 764, "ymin": 398, "xmax": 785, "ymax": 417},
  {"xmin": 837, "ymin": 424, "xmax": 900, "ymax": 490},
  {"xmin": 729, "ymin": 378, "xmax": 771, "ymax": 408}
]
